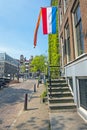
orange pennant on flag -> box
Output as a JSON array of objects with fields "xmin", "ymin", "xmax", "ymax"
[{"xmin": 34, "ymin": 9, "xmax": 41, "ymax": 48}]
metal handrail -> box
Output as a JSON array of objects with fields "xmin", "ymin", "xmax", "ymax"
[{"xmin": 48, "ymin": 65, "xmax": 60, "ymax": 97}]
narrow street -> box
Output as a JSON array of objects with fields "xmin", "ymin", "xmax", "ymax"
[{"xmin": 0, "ymin": 79, "xmax": 37, "ymax": 130}]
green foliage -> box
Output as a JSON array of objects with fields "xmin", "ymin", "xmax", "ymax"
[
  {"xmin": 20, "ymin": 64, "xmax": 26, "ymax": 73},
  {"xmin": 48, "ymin": 0, "xmax": 60, "ymax": 78},
  {"xmin": 51, "ymin": 0, "xmax": 58, "ymax": 6},
  {"xmin": 30, "ymin": 55, "xmax": 47, "ymax": 73},
  {"xmin": 48, "ymin": 0, "xmax": 60, "ymax": 66},
  {"xmin": 48, "ymin": 34, "xmax": 60, "ymax": 66},
  {"xmin": 40, "ymin": 91, "xmax": 47, "ymax": 98}
]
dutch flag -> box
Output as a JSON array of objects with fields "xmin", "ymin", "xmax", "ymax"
[
  {"xmin": 34, "ymin": 6, "xmax": 57, "ymax": 47},
  {"xmin": 41, "ymin": 7, "xmax": 57, "ymax": 34}
]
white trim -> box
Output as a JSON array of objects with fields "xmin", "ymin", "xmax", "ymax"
[{"xmin": 78, "ymin": 107, "xmax": 87, "ymax": 122}]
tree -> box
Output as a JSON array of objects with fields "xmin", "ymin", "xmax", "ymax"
[
  {"xmin": 20, "ymin": 64, "xmax": 26, "ymax": 73},
  {"xmin": 30, "ymin": 55, "xmax": 47, "ymax": 73}
]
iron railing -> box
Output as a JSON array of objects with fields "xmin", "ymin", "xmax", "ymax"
[{"xmin": 48, "ymin": 66, "xmax": 60, "ymax": 84}]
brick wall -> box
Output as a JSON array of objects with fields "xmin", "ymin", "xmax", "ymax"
[
  {"xmin": 80, "ymin": 0, "xmax": 87, "ymax": 53},
  {"xmin": 58, "ymin": 0, "xmax": 87, "ymax": 66}
]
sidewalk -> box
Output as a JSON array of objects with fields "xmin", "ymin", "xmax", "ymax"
[
  {"xmin": 49, "ymin": 111, "xmax": 87, "ymax": 130},
  {"xmin": 9, "ymin": 84, "xmax": 50, "ymax": 130},
  {"xmin": 8, "ymin": 82, "xmax": 87, "ymax": 130}
]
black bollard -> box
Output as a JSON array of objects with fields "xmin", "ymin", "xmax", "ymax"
[
  {"xmin": 34, "ymin": 84, "xmax": 36, "ymax": 92},
  {"xmin": 24, "ymin": 93, "xmax": 28, "ymax": 110},
  {"xmin": 37, "ymin": 80, "xmax": 39, "ymax": 88}
]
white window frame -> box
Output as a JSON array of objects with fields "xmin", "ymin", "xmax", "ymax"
[
  {"xmin": 72, "ymin": 3, "xmax": 84, "ymax": 58},
  {"xmin": 64, "ymin": 0, "xmax": 68, "ymax": 13}
]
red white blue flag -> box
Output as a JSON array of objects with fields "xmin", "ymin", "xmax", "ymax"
[
  {"xmin": 33, "ymin": 7, "xmax": 57, "ymax": 47},
  {"xmin": 41, "ymin": 7, "xmax": 57, "ymax": 34}
]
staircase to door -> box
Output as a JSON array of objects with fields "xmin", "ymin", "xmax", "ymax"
[{"xmin": 47, "ymin": 78, "xmax": 76, "ymax": 112}]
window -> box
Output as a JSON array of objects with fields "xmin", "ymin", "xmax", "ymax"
[
  {"xmin": 79, "ymin": 79, "xmax": 87, "ymax": 110},
  {"xmin": 65, "ymin": 23, "xmax": 71, "ymax": 62},
  {"xmin": 74, "ymin": 5, "xmax": 84, "ymax": 56},
  {"xmin": 60, "ymin": 36, "xmax": 64, "ymax": 67}
]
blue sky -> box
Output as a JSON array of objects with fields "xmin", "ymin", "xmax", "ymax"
[{"xmin": 0, "ymin": 0, "xmax": 50, "ymax": 59}]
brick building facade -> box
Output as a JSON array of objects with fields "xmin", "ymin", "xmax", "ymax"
[{"xmin": 58, "ymin": 0, "xmax": 87, "ymax": 121}]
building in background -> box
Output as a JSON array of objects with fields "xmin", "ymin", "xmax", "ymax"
[
  {"xmin": 0, "ymin": 53, "xmax": 19, "ymax": 79},
  {"xmin": 19, "ymin": 55, "xmax": 33, "ymax": 79},
  {"xmin": 59, "ymin": 0, "xmax": 87, "ymax": 120},
  {"xmin": 25, "ymin": 60, "xmax": 29, "ymax": 73},
  {"xmin": 20, "ymin": 54, "xmax": 25, "ymax": 65}
]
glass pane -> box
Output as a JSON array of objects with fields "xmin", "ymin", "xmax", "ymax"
[
  {"xmin": 77, "ymin": 6, "xmax": 81, "ymax": 22},
  {"xmin": 74, "ymin": 12, "xmax": 77, "ymax": 25},
  {"xmin": 75, "ymin": 21, "xmax": 84, "ymax": 55},
  {"xmin": 79, "ymin": 79, "xmax": 87, "ymax": 110},
  {"xmin": 67, "ymin": 25, "xmax": 70, "ymax": 38},
  {"xmin": 80, "ymin": 22, "xmax": 84, "ymax": 51},
  {"xmin": 74, "ymin": 5, "xmax": 81, "ymax": 25},
  {"xmin": 67, "ymin": 38, "xmax": 71, "ymax": 61}
]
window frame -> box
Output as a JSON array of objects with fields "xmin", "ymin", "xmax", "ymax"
[
  {"xmin": 64, "ymin": 0, "xmax": 68, "ymax": 13},
  {"xmin": 64, "ymin": 22, "xmax": 71, "ymax": 62},
  {"xmin": 73, "ymin": 4, "xmax": 84, "ymax": 57},
  {"xmin": 79, "ymin": 78, "xmax": 87, "ymax": 110}
]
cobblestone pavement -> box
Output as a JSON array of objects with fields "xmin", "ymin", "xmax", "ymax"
[
  {"xmin": 49, "ymin": 111, "xmax": 87, "ymax": 130},
  {"xmin": 10, "ymin": 84, "xmax": 49, "ymax": 130},
  {"xmin": 1, "ymin": 79, "xmax": 87, "ymax": 130},
  {"xmin": 0, "ymin": 79, "xmax": 38, "ymax": 130}
]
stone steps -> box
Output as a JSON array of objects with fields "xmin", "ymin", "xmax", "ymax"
[
  {"xmin": 48, "ymin": 83, "xmax": 68, "ymax": 87},
  {"xmin": 48, "ymin": 91, "xmax": 73, "ymax": 98},
  {"xmin": 48, "ymin": 78, "xmax": 76, "ymax": 112},
  {"xmin": 47, "ymin": 79, "xmax": 66, "ymax": 83},
  {"xmin": 48, "ymin": 87, "xmax": 70, "ymax": 92},
  {"xmin": 49, "ymin": 97, "xmax": 74, "ymax": 103},
  {"xmin": 49, "ymin": 103, "xmax": 76, "ymax": 110}
]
